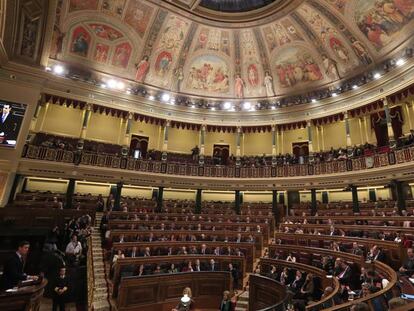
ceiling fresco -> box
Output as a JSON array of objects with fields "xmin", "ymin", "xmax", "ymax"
[{"xmin": 48, "ymin": 0, "xmax": 414, "ymax": 99}]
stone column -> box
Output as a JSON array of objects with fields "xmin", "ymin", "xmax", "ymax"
[
  {"xmin": 307, "ymin": 120, "xmax": 314, "ymax": 158},
  {"xmin": 383, "ymin": 97, "xmax": 395, "ymax": 147},
  {"xmin": 114, "ymin": 182, "xmax": 123, "ymax": 211},
  {"xmin": 235, "ymin": 190, "xmax": 241, "ymax": 215},
  {"xmin": 272, "ymin": 190, "xmax": 278, "ymax": 219},
  {"xmin": 7, "ymin": 174, "xmax": 23, "ymax": 205},
  {"xmin": 236, "ymin": 127, "xmax": 241, "ymax": 166},
  {"xmin": 195, "ymin": 189, "xmax": 202, "ymax": 214},
  {"xmin": 66, "ymin": 178, "xmax": 76, "ymax": 209},
  {"xmin": 271, "ymin": 125, "xmax": 277, "ymax": 165},
  {"xmin": 157, "ymin": 186, "xmax": 164, "ymax": 212},
  {"xmin": 351, "ymin": 185, "xmax": 360, "ymax": 213},
  {"xmin": 199, "ymin": 125, "xmax": 206, "ymax": 165},
  {"xmin": 29, "ymin": 101, "xmax": 43, "ymax": 132},
  {"xmin": 311, "ymin": 189, "xmax": 317, "ymax": 216},
  {"xmin": 162, "ymin": 120, "xmax": 170, "ymax": 161},
  {"xmin": 78, "ymin": 103, "xmax": 92, "ymax": 150},
  {"xmin": 121, "ymin": 112, "xmax": 133, "ymax": 156},
  {"xmin": 344, "ymin": 112, "xmax": 352, "ymax": 150}
]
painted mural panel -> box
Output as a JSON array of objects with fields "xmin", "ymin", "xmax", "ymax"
[
  {"xmin": 112, "ymin": 42, "xmax": 132, "ymax": 68},
  {"xmin": 89, "ymin": 24, "xmax": 123, "ymax": 41},
  {"xmin": 355, "ymin": 0, "xmax": 414, "ymax": 50},
  {"xmin": 69, "ymin": 26, "xmax": 91, "ymax": 57},
  {"xmin": 93, "ymin": 43, "xmax": 110, "ymax": 63},
  {"xmin": 124, "ymin": 0, "xmax": 154, "ymax": 38},
  {"xmin": 102, "ymin": 0, "xmax": 126, "ymax": 17},
  {"xmin": 186, "ymin": 55, "xmax": 230, "ymax": 93},
  {"xmin": 146, "ymin": 15, "xmax": 190, "ymax": 87},
  {"xmin": 298, "ymin": 4, "xmax": 358, "ymax": 70},
  {"xmin": 69, "ymin": 0, "xmax": 99, "ymax": 12},
  {"xmin": 274, "ymin": 46, "xmax": 323, "ymax": 88}
]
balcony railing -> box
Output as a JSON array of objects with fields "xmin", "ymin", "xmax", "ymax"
[{"xmin": 21, "ymin": 144, "xmax": 414, "ymax": 178}]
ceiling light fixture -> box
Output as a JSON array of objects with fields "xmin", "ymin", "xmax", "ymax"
[
  {"xmin": 396, "ymin": 58, "xmax": 405, "ymax": 66},
  {"xmin": 311, "ymin": 99, "xmax": 317, "ymax": 103},
  {"xmin": 223, "ymin": 102, "xmax": 232, "ymax": 110},
  {"xmin": 243, "ymin": 102, "xmax": 251, "ymax": 110},
  {"xmin": 148, "ymin": 95, "xmax": 155, "ymax": 101},
  {"xmin": 100, "ymin": 83, "xmax": 107, "ymax": 89},
  {"xmin": 331, "ymin": 92, "xmax": 338, "ymax": 97},
  {"xmin": 352, "ymin": 85, "xmax": 359, "ymax": 89},
  {"xmin": 271, "ymin": 106, "xmax": 276, "ymax": 110},
  {"xmin": 161, "ymin": 93, "xmax": 170, "ymax": 102},
  {"xmin": 53, "ymin": 65, "xmax": 65, "ymax": 75},
  {"xmin": 211, "ymin": 107, "xmax": 216, "ymax": 111},
  {"xmin": 373, "ymin": 73, "xmax": 381, "ymax": 79},
  {"xmin": 107, "ymin": 79, "xmax": 117, "ymax": 89},
  {"xmin": 116, "ymin": 81, "xmax": 125, "ymax": 90},
  {"xmin": 191, "ymin": 104, "xmax": 195, "ymax": 109},
  {"xmin": 45, "ymin": 66, "xmax": 52, "ymax": 72}
]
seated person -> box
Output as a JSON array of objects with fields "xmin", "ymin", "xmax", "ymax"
[
  {"xmin": 65, "ymin": 235, "xmax": 83, "ymax": 263},
  {"xmin": 399, "ymin": 248, "xmax": 414, "ymax": 276},
  {"xmin": 1, "ymin": 241, "xmax": 39, "ymax": 289}
]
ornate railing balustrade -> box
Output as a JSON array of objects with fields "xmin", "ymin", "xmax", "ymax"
[{"xmin": 21, "ymin": 144, "xmax": 414, "ymax": 178}]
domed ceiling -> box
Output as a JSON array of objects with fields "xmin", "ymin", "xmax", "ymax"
[{"xmin": 49, "ymin": 0, "xmax": 414, "ymax": 100}]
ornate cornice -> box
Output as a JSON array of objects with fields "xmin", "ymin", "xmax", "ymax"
[{"xmin": 1, "ymin": 57, "xmax": 414, "ymax": 126}]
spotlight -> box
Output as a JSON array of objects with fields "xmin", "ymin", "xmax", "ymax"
[
  {"xmin": 116, "ymin": 81, "xmax": 125, "ymax": 90},
  {"xmin": 45, "ymin": 66, "xmax": 52, "ymax": 72},
  {"xmin": 373, "ymin": 73, "xmax": 381, "ymax": 79},
  {"xmin": 223, "ymin": 102, "xmax": 232, "ymax": 110},
  {"xmin": 191, "ymin": 104, "xmax": 195, "ymax": 108},
  {"xmin": 271, "ymin": 106, "xmax": 276, "ymax": 110},
  {"xmin": 161, "ymin": 93, "xmax": 170, "ymax": 102},
  {"xmin": 396, "ymin": 58, "xmax": 405, "ymax": 66},
  {"xmin": 126, "ymin": 89, "xmax": 131, "ymax": 95},
  {"xmin": 311, "ymin": 99, "xmax": 317, "ymax": 103},
  {"xmin": 211, "ymin": 107, "xmax": 216, "ymax": 111},
  {"xmin": 243, "ymin": 102, "xmax": 251, "ymax": 110},
  {"xmin": 53, "ymin": 65, "xmax": 65, "ymax": 75},
  {"xmin": 100, "ymin": 83, "xmax": 107, "ymax": 89},
  {"xmin": 148, "ymin": 95, "xmax": 155, "ymax": 101},
  {"xmin": 107, "ymin": 79, "xmax": 117, "ymax": 89},
  {"xmin": 331, "ymin": 92, "xmax": 338, "ymax": 97},
  {"xmin": 170, "ymin": 98, "xmax": 175, "ymax": 105},
  {"xmin": 250, "ymin": 107, "xmax": 256, "ymax": 111},
  {"xmin": 352, "ymin": 85, "xmax": 359, "ymax": 89}
]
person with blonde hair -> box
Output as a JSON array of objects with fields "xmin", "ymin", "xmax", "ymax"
[
  {"xmin": 219, "ymin": 290, "xmax": 232, "ymax": 311},
  {"xmin": 172, "ymin": 287, "xmax": 194, "ymax": 311}
]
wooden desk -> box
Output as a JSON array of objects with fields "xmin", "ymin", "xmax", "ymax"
[
  {"xmin": 248, "ymin": 274, "xmax": 288, "ymax": 311},
  {"xmin": 0, "ymin": 279, "xmax": 47, "ymax": 311},
  {"xmin": 112, "ymin": 255, "xmax": 244, "ymax": 297}
]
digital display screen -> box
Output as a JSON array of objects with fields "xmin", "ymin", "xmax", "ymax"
[{"xmin": 0, "ymin": 100, "xmax": 26, "ymax": 148}]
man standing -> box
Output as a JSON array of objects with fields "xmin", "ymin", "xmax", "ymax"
[
  {"xmin": 0, "ymin": 104, "xmax": 18, "ymax": 143},
  {"xmin": 52, "ymin": 267, "xmax": 69, "ymax": 311},
  {"xmin": 1, "ymin": 241, "xmax": 38, "ymax": 289}
]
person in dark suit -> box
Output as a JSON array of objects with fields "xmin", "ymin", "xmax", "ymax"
[
  {"xmin": 0, "ymin": 104, "xmax": 19, "ymax": 142},
  {"xmin": 228, "ymin": 263, "xmax": 240, "ymax": 288},
  {"xmin": 52, "ymin": 267, "xmax": 69, "ymax": 311},
  {"xmin": 1, "ymin": 241, "xmax": 38, "ymax": 289},
  {"xmin": 208, "ymin": 259, "xmax": 217, "ymax": 271}
]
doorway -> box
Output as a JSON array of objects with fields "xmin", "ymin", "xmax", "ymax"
[
  {"xmin": 130, "ymin": 135, "xmax": 149, "ymax": 158},
  {"xmin": 213, "ymin": 144, "xmax": 230, "ymax": 165}
]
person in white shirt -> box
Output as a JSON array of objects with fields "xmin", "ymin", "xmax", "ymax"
[{"xmin": 65, "ymin": 235, "xmax": 82, "ymax": 263}]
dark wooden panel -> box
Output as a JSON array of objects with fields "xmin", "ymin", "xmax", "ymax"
[{"xmin": 117, "ymin": 272, "xmax": 232, "ymax": 311}]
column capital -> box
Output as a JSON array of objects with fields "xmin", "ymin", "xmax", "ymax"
[
  {"xmin": 382, "ymin": 97, "xmax": 389, "ymax": 106},
  {"xmin": 165, "ymin": 120, "xmax": 171, "ymax": 127},
  {"xmin": 271, "ymin": 124, "xmax": 276, "ymax": 131},
  {"xmin": 306, "ymin": 120, "xmax": 312, "ymax": 127},
  {"xmin": 237, "ymin": 126, "xmax": 242, "ymax": 133},
  {"xmin": 86, "ymin": 103, "xmax": 93, "ymax": 111},
  {"xmin": 127, "ymin": 112, "xmax": 134, "ymax": 120},
  {"xmin": 344, "ymin": 111, "xmax": 349, "ymax": 119}
]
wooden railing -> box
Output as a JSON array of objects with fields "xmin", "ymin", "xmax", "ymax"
[
  {"xmin": 117, "ymin": 271, "xmax": 232, "ymax": 311},
  {"xmin": 249, "ymin": 274, "xmax": 289, "ymax": 311},
  {"xmin": 86, "ymin": 236, "xmax": 94, "ymax": 311},
  {"xmin": 21, "ymin": 144, "xmax": 414, "ymax": 178}
]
